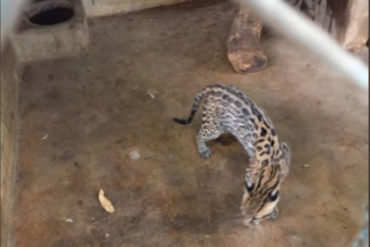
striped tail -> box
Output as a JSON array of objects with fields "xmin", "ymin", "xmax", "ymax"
[{"xmin": 173, "ymin": 88, "xmax": 208, "ymax": 125}]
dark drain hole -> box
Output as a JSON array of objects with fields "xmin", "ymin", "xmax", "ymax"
[{"xmin": 29, "ymin": 7, "xmax": 74, "ymax": 25}]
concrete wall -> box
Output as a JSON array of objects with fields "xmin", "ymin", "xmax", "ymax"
[
  {"xmin": 1, "ymin": 44, "xmax": 21, "ymax": 247},
  {"xmin": 81, "ymin": 0, "xmax": 190, "ymax": 17}
]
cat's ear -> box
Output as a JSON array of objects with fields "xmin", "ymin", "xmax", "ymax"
[
  {"xmin": 281, "ymin": 142, "xmax": 291, "ymax": 166},
  {"xmin": 244, "ymin": 180, "xmax": 254, "ymax": 193},
  {"xmin": 280, "ymin": 142, "xmax": 291, "ymax": 177}
]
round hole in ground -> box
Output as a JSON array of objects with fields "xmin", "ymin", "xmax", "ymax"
[{"xmin": 29, "ymin": 6, "xmax": 74, "ymax": 25}]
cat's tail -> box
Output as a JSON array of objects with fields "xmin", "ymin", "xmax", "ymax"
[{"xmin": 173, "ymin": 86, "xmax": 211, "ymax": 125}]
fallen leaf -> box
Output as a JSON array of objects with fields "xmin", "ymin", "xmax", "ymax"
[
  {"xmin": 62, "ymin": 217, "xmax": 74, "ymax": 223},
  {"xmin": 98, "ymin": 189, "xmax": 115, "ymax": 214},
  {"xmin": 148, "ymin": 92, "xmax": 155, "ymax": 100},
  {"xmin": 41, "ymin": 134, "xmax": 48, "ymax": 140}
]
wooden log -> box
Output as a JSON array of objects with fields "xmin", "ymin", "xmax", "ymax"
[{"xmin": 227, "ymin": 6, "xmax": 267, "ymax": 73}]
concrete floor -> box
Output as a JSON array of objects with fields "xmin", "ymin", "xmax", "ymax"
[{"xmin": 12, "ymin": 2, "xmax": 368, "ymax": 247}]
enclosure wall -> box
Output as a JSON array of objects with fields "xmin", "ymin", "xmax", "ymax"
[{"xmin": 1, "ymin": 44, "xmax": 20, "ymax": 247}]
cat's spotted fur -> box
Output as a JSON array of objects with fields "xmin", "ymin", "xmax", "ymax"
[{"xmin": 174, "ymin": 84, "xmax": 291, "ymax": 225}]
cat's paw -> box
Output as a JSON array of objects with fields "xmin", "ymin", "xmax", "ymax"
[{"xmin": 199, "ymin": 149, "xmax": 212, "ymax": 158}]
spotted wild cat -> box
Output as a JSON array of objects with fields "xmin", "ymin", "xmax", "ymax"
[{"xmin": 174, "ymin": 84, "xmax": 291, "ymax": 225}]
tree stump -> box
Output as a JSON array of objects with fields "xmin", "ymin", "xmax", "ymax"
[{"xmin": 227, "ymin": 6, "xmax": 267, "ymax": 73}]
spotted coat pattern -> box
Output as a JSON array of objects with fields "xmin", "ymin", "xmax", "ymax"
[{"xmin": 174, "ymin": 84, "xmax": 291, "ymax": 225}]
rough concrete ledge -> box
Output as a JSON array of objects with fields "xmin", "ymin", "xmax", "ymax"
[
  {"xmin": 11, "ymin": 0, "xmax": 89, "ymax": 63},
  {"xmin": 81, "ymin": 0, "xmax": 190, "ymax": 17}
]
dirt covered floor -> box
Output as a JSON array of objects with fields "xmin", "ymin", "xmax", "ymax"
[{"xmin": 12, "ymin": 1, "xmax": 368, "ymax": 247}]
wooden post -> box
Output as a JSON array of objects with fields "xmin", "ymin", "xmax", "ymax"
[
  {"xmin": 339, "ymin": 0, "xmax": 368, "ymax": 50},
  {"xmin": 227, "ymin": 6, "xmax": 267, "ymax": 73}
]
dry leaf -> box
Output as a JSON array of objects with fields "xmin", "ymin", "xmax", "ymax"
[
  {"xmin": 129, "ymin": 150, "xmax": 140, "ymax": 160},
  {"xmin": 98, "ymin": 189, "xmax": 115, "ymax": 214},
  {"xmin": 62, "ymin": 217, "xmax": 74, "ymax": 223},
  {"xmin": 148, "ymin": 92, "xmax": 155, "ymax": 99},
  {"xmin": 41, "ymin": 133, "xmax": 48, "ymax": 140}
]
